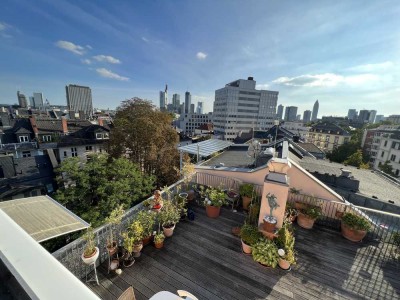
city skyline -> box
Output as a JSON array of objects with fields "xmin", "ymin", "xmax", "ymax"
[{"xmin": 0, "ymin": 1, "xmax": 399, "ymax": 115}]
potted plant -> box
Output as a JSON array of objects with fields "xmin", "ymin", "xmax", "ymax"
[
  {"xmin": 154, "ymin": 232, "xmax": 165, "ymax": 249},
  {"xmin": 239, "ymin": 183, "xmax": 254, "ymax": 210},
  {"xmin": 392, "ymin": 232, "xmax": 400, "ymax": 260},
  {"xmin": 152, "ymin": 190, "xmax": 163, "ymax": 211},
  {"xmin": 135, "ymin": 210, "xmax": 156, "ymax": 246},
  {"xmin": 129, "ymin": 220, "xmax": 144, "ymax": 257},
  {"xmin": 121, "ymin": 231, "xmax": 135, "ymax": 267},
  {"xmin": 174, "ymin": 192, "xmax": 188, "ymax": 220},
  {"xmin": 341, "ymin": 212, "xmax": 371, "ymax": 242},
  {"xmin": 240, "ymin": 224, "xmax": 262, "ymax": 254},
  {"xmin": 285, "ymin": 202, "xmax": 298, "ymax": 223},
  {"xmin": 276, "ymin": 225, "xmax": 296, "ymax": 270},
  {"xmin": 81, "ymin": 227, "xmax": 99, "ymax": 265},
  {"xmin": 263, "ymin": 193, "xmax": 279, "ymax": 233},
  {"xmin": 105, "ymin": 205, "xmax": 124, "ymax": 255},
  {"xmin": 159, "ymin": 200, "xmax": 180, "ymax": 237},
  {"xmin": 204, "ymin": 187, "xmax": 227, "ymax": 218},
  {"xmin": 252, "ymin": 238, "xmax": 279, "ymax": 268},
  {"xmin": 297, "ymin": 204, "xmax": 322, "ymax": 229}
]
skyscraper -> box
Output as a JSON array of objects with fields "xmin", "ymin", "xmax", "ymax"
[
  {"xmin": 17, "ymin": 91, "xmax": 28, "ymax": 108},
  {"xmin": 65, "ymin": 84, "xmax": 93, "ymax": 119},
  {"xmin": 284, "ymin": 106, "xmax": 298, "ymax": 122},
  {"xmin": 347, "ymin": 109, "xmax": 358, "ymax": 120},
  {"xmin": 190, "ymin": 103, "xmax": 195, "ymax": 114},
  {"xmin": 277, "ymin": 104, "xmax": 284, "ymax": 120},
  {"xmin": 358, "ymin": 110, "xmax": 370, "ymax": 123},
  {"xmin": 184, "ymin": 91, "xmax": 191, "ymax": 114},
  {"xmin": 172, "ymin": 94, "xmax": 180, "ymax": 112},
  {"xmin": 375, "ymin": 115, "xmax": 385, "ymax": 123},
  {"xmin": 33, "ymin": 92, "xmax": 44, "ymax": 110},
  {"xmin": 196, "ymin": 102, "xmax": 204, "ymax": 114},
  {"xmin": 303, "ymin": 110, "xmax": 312, "ymax": 123},
  {"xmin": 159, "ymin": 84, "xmax": 168, "ymax": 111},
  {"xmin": 368, "ymin": 110, "xmax": 377, "ymax": 123},
  {"xmin": 311, "ymin": 100, "xmax": 319, "ymax": 121},
  {"xmin": 213, "ymin": 77, "xmax": 278, "ymax": 141}
]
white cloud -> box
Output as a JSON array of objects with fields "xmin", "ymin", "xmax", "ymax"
[
  {"xmin": 86, "ymin": 45, "xmax": 92, "ymax": 49},
  {"xmin": 96, "ymin": 68, "xmax": 129, "ymax": 81},
  {"xmin": 256, "ymin": 83, "xmax": 269, "ymax": 89},
  {"xmin": 93, "ymin": 55, "xmax": 121, "ymax": 64},
  {"xmin": 196, "ymin": 52, "xmax": 207, "ymax": 60},
  {"xmin": 272, "ymin": 73, "xmax": 377, "ymax": 87},
  {"xmin": 141, "ymin": 37, "xmax": 149, "ymax": 42},
  {"xmin": 0, "ymin": 22, "xmax": 12, "ymax": 38},
  {"xmin": 0, "ymin": 23, "xmax": 5, "ymax": 31},
  {"xmin": 81, "ymin": 58, "xmax": 91, "ymax": 65},
  {"xmin": 55, "ymin": 40, "xmax": 86, "ymax": 55},
  {"xmin": 347, "ymin": 61, "xmax": 394, "ymax": 72}
]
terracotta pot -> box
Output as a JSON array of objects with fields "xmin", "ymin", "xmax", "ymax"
[
  {"xmin": 154, "ymin": 241, "xmax": 164, "ymax": 249},
  {"xmin": 143, "ymin": 236, "xmax": 152, "ymax": 246},
  {"xmin": 297, "ymin": 213, "xmax": 316, "ymax": 229},
  {"xmin": 263, "ymin": 217, "xmax": 277, "ymax": 233},
  {"xmin": 206, "ymin": 205, "xmax": 221, "ymax": 218},
  {"xmin": 133, "ymin": 242, "xmax": 143, "ymax": 253},
  {"xmin": 123, "ymin": 255, "xmax": 135, "ymax": 267},
  {"xmin": 81, "ymin": 247, "xmax": 99, "ymax": 265},
  {"xmin": 242, "ymin": 196, "xmax": 251, "ymax": 210},
  {"xmin": 106, "ymin": 242, "xmax": 118, "ymax": 255},
  {"xmin": 241, "ymin": 239, "xmax": 252, "ymax": 254},
  {"xmin": 163, "ymin": 224, "xmax": 176, "ymax": 237},
  {"xmin": 295, "ymin": 202, "xmax": 306, "ymax": 210},
  {"xmin": 278, "ymin": 258, "xmax": 291, "ymax": 270},
  {"xmin": 341, "ymin": 223, "xmax": 367, "ymax": 242}
]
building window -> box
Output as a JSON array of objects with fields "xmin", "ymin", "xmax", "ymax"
[
  {"xmin": 22, "ymin": 151, "xmax": 31, "ymax": 157},
  {"xmin": 344, "ymin": 138, "xmax": 349, "ymax": 144},
  {"xmin": 325, "ymin": 135, "xmax": 330, "ymax": 142},
  {"xmin": 384, "ymin": 141, "xmax": 388, "ymax": 147},
  {"xmin": 71, "ymin": 148, "xmax": 78, "ymax": 157},
  {"xmin": 381, "ymin": 151, "xmax": 384, "ymax": 158},
  {"xmin": 64, "ymin": 151, "xmax": 68, "ymax": 158},
  {"xmin": 19, "ymin": 135, "xmax": 29, "ymax": 142},
  {"xmin": 42, "ymin": 135, "xmax": 51, "ymax": 142},
  {"xmin": 334, "ymin": 136, "xmax": 339, "ymax": 144},
  {"xmin": 96, "ymin": 133, "xmax": 103, "ymax": 139},
  {"xmin": 391, "ymin": 154, "xmax": 396, "ymax": 162},
  {"xmin": 85, "ymin": 146, "xmax": 93, "ymax": 152}
]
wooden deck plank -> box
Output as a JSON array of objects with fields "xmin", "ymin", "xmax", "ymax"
[{"xmin": 85, "ymin": 205, "xmax": 400, "ymax": 300}]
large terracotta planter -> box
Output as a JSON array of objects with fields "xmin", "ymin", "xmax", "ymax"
[
  {"xmin": 81, "ymin": 247, "xmax": 99, "ymax": 265},
  {"xmin": 163, "ymin": 224, "xmax": 176, "ymax": 237},
  {"xmin": 341, "ymin": 223, "xmax": 367, "ymax": 242},
  {"xmin": 278, "ymin": 258, "xmax": 291, "ymax": 270},
  {"xmin": 241, "ymin": 239, "xmax": 252, "ymax": 254},
  {"xmin": 242, "ymin": 196, "xmax": 251, "ymax": 210},
  {"xmin": 297, "ymin": 213, "xmax": 316, "ymax": 229},
  {"xmin": 106, "ymin": 242, "xmax": 118, "ymax": 255},
  {"xmin": 206, "ymin": 205, "xmax": 221, "ymax": 218}
]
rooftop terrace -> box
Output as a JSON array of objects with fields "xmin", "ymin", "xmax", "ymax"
[{"xmin": 85, "ymin": 205, "xmax": 400, "ymax": 300}]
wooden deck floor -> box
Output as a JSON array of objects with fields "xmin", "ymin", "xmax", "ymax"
[{"xmin": 85, "ymin": 205, "xmax": 400, "ymax": 300}]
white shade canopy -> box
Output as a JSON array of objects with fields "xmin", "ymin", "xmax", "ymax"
[{"xmin": 178, "ymin": 139, "xmax": 233, "ymax": 157}]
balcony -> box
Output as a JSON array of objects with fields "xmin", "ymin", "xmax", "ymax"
[
  {"xmin": 0, "ymin": 142, "xmax": 37, "ymax": 151},
  {"xmin": 52, "ymin": 173, "xmax": 400, "ymax": 300}
]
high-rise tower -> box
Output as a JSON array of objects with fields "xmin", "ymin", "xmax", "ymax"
[
  {"xmin": 65, "ymin": 84, "xmax": 93, "ymax": 119},
  {"xmin": 159, "ymin": 84, "xmax": 168, "ymax": 111},
  {"xmin": 311, "ymin": 100, "xmax": 319, "ymax": 121},
  {"xmin": 184, "ymin": 91, "xmax": 191, "ymax": 114}
]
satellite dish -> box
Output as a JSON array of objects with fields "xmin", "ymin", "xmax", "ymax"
[
  {"xmin": 264, "ymin": 147, "xmax": 275, "ymax": 156},
  {"xmin": 247, "ymin": 140, "xmax": 262, "ymax": 159}
]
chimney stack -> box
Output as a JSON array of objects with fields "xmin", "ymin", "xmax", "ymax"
[
  {"xmin": 98, "ymin": 118, "xmax": 104, "ymax": 127},
  {"xmin": 29, "ymin": 116, "xmax": 39, "ymax": 137},
  {"xmin": 61, "ymin": 117, "xmax": 68, "ymax": 134}
]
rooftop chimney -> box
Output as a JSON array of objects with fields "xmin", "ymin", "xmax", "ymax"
[
  {"xmin": 340, "ymin": 169, "xmax": 351, "ymax": 178},
  {"xmin": 61, "ymin": 117, "xmax": 68, "ymax": 134},
  {"xmin": 29, "ymin": 116, "xmax": 39, "ymax": 137},
  {"xmin": 98, "ymin": 118, "xmax": 104, "ymax": 127},
  {"xmin": 248, "ymin": 77, "xmax": 254, "ymax": 81}
]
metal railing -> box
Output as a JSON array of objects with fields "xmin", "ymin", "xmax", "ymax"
[
  {"xmin": 288, "ymin": 192, "xmax": 400, "ymax": 259},
  {"xmin": 0, "ymin": 142, "xmax": 37, "ymax": 151},
  {"xmin": 52, "ymin": 179, "xmax": 185, "ymax": 279}
]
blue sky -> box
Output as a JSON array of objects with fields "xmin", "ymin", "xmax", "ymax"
[{"xmin": 0, "ymin": 0, "xmax": 399, "ymax": 117}]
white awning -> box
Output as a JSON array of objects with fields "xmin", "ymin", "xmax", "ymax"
[
  {"xmin": 178, "ymin": 139, "xmax": 233, "ymax": 157},
  {"xmin": 0, "ymin": 195, "xmax": 89, "ymax": 242}
]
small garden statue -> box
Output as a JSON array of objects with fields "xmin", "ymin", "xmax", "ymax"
[
  {"xmin": 263, "ymin": 193, "xmax": 280, "ymax": 233},
  {"xmin": 152, "ymin": 190, "xmax": 163, "ymax": 211}
]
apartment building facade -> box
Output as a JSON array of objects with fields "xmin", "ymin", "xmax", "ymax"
[
  {"xmin": 213, "ymin": 77, "xmax": 278, "ymax": 141},
  {"xmin": 306, "ymin": 122, "xmax": 351, "ymax": 152}
]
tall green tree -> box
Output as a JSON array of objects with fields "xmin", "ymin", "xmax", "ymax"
[
  {"xmin": 54, "ymin": 154, "xmax": 154, "ymax": 226},
  {"xmin": 379, "ymin": 160, "xmax": 396, "ymax": 177},
  {"xmin": 109, "ymin": 98, "xmax": 180, "ymax": 187}
]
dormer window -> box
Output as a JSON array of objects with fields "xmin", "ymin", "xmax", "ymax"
[
  {"xmin": 42, "ymin": 135, "xmax": 51, "ymax": 142},
  {"xmin": 19, "ymin": 135, "xmax": 29, "ymax": 143},
  {"xmin": 96, "ymin": 132, "xmax": 109, "ymax": 139}
]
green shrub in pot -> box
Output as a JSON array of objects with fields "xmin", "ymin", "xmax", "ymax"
[{"xmin": 252, "ymin": 239, "xmax": 279, "ymax": 267}]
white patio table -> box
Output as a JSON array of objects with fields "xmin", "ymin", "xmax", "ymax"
[{"xmin": 149, "ymin": 291, "xmax": 182, "ymax": 300}]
